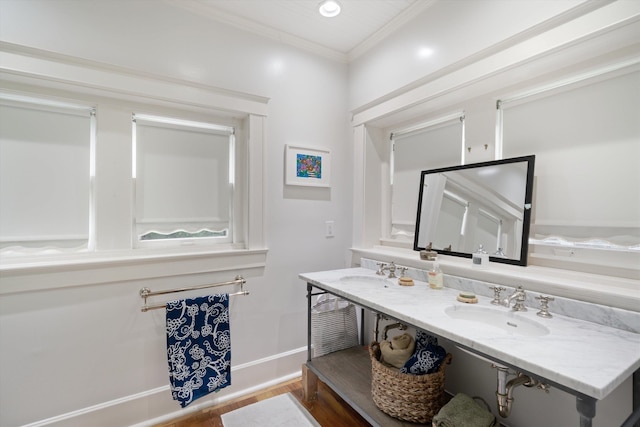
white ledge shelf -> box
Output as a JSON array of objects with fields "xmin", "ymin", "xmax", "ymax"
[
  {"xmin": 350, "ymin": 246, "xmax": 640, "ymax": 313},
  {"xmin": 0, "ymin": 248, "xmax": 268, "ymax": 295}
]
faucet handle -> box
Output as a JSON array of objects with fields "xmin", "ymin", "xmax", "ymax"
[
  {"xmin": 375, "ymin": 262, "xmax": 387, "ymax": 275},
  {"xmin": 397, "ymin": 266, "xmax": 408, "ymax": 277},
  {"xmin": 536, "ymin": 295, "xmax": 555, "ymax": 318},
  {"xmin": 386, "ymin": 261, "xmax": 397, "ymax": 278},
  {"xmin": 511, "ymin": 286, "xmax": 527, "ymax": 312},
  {"xmin": 489, "ymin": 285, "xmax": 506, "ymax": 305}
]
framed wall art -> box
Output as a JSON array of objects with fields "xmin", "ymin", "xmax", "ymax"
[{"xmin": 285, "ymin": 145, "xmax": 331, "ymax": 187}]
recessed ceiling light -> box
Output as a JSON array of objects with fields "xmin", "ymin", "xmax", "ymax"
[
  {"xmin": 417, "ymin": 46, "xmax": 435, "ymax": 59},
  {"xmin": 318, "ymin": 0, "xmax": 341, "ymax": 18}
]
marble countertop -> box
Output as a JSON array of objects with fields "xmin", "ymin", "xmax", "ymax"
[{"xmin": 300, "ymin": 267, "xmax": 640, "ymax": 400}]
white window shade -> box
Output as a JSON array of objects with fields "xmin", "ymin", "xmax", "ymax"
[
  {"xmin": 390, "ymin": 116, "xmax": 464, "ymax": 241},
  {"xmin": 501, "ymin": 69, "xmax": 639, "ymax": 241},
  {"xmin": 0, "ymin": 99, "xmax": 93, "ymax": 250},
  {"xmin": 500, "ymin": 66, "xmax": 639, "ymax": 277},
  {"xmin": 133, "ymin": 115, "xmax": 234, "ymax": 244}
]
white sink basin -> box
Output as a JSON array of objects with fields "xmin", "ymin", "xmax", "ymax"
[
  {"xmin": 445, "ymin": 305, "xmax": 550, "ymax": 337},
  {"xmin": 334, "ymin": 275, "xmax": 392, "ymax": 286}
]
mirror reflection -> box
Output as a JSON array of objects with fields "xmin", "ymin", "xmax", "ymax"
[{"xmin": 414, "ymin": 156, "xmax": 535, "ymax": 266}]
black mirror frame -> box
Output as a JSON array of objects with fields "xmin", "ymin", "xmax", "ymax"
[{"xmin": 413, "ymin": 155, "xmax": 535, "ymax": 266}]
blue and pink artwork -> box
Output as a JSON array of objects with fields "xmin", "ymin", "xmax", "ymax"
[{"xmin": 296, "ymin": 154, "xmax": 322, "ymax": 179}]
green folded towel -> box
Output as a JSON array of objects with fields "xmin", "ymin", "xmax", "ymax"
[{"xmin": 432, "ymin": 393, "xmax": 496, "ymax": 427}]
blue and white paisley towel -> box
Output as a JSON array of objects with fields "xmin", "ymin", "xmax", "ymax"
[
  {"xmin": 166, "ymin": 294, "xmax": 231, "ymax": 407},
  {"xmin": 400, "ymin": 330, "xmax": 446, "ymax": 376}
]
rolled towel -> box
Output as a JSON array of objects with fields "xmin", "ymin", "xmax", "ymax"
[
  {"xmin": 380, "ymin": 333, "xmax": 415, "ymax": 369},
  {"xmin": 391, "ymin": 332, "xmax": 414, "ymax": 350},
  {"xmin": 415, "ymin": 330, "xmax": 438, "ymax": 349},
  {"xmin": 432, "ymin": 393, "xmax": 496, "ymax": 427},
  {"xmin": 400, "ymin": 343, "xmax": 446, "ymax": 375}
]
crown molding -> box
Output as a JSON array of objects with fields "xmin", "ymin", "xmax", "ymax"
[
  {"xmin": 166, "ymin": 0, "xmax": 349, "ymax": 63},
  {"xmin": 347, "ymin": 0, "xmax": 438, "ymax": 62}
]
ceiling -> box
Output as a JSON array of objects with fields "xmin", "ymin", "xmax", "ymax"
[{"xmin": 169, "ymin": 0, "xmax": 436, "ymax": 62}]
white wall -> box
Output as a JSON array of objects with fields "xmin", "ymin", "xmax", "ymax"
[{"xmin": 0, "ymin": 1, "xmax": 352, "ymax": 426}]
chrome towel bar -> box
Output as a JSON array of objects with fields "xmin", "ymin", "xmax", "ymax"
[{"xmin": 139, "ymin": 275, "xmax": 248, "ymax": 312}]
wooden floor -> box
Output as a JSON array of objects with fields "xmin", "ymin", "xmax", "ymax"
[{"xmin": 153, "ymin": 377, "xmax": 371, "ymax": 427}]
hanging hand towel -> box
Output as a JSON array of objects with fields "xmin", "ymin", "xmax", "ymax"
[{"xmin": 166, "ymin": 294, "xmax": 231, "ymax": 408}]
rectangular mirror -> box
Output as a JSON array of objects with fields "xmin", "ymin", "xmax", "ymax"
[{"xmin": 413, "ymin": 155, "xmax": 535, "ymax": 266}]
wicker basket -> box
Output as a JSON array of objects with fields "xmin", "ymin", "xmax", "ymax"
[{"xmin": 369, "ymin": 341, "xmax": 452, "ymax": 423}]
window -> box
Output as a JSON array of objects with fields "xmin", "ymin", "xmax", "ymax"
[
  {"xmin": 499, "ymin": 68, "xmax": 639, "ymax": 240},
  {"xmin": 0, "ymin": 93, "xmax": 95, "ymax": 253},
  {"xmin": 498, "ymin": 65, "xmax": 639, "ymax": 277},
  {"xmin": 132, "ymin": 114, "xmax": 236, "ymax": 247},
  {"xmin": 388, "ymin": 114, "xmax": 464, "ymax": 243},
  {"xmin": 0, "ymin": 50, "xmax": 267, "ymax": 282}
]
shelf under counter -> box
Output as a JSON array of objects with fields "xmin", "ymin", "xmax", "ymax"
[{"xmin": 305, "ymin": 345, "xmax": 431, "ymax": 427}]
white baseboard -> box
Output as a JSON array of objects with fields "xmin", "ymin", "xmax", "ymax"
[{"xmin": 22, "ymin": 346, "xmax": 307, "ymax": 427}]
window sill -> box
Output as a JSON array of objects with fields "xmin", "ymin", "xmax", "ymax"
[{"xmin": 0, "ymin": 247, "xmax": 268, "ymax": 295}]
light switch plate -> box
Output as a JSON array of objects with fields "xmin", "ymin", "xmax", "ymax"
[{"xmin": 325, "ymin": 220, "xmax": 335, "ymax": 237}]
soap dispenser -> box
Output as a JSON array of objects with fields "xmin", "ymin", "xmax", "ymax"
[
  {"xmin": 472, "ymin": 244, "xmax": 489, "ymax": 268},
  {"xmin": 428, "ymin": 262, "xmax": 443, "ymax": 289}
]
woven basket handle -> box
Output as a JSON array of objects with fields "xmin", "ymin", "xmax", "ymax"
[
  {"xmin": 369, "ymin": 341, "xmax": 382, "ymax": 360},
  {"xmin": 438, "ymin": 353, "xmax": 453, "ymax": 373}
]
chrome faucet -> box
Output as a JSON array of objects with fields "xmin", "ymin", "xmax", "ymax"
[
  {"xmin": 502, "ymin": 286, "xmax": 527, "ymax": 311},
  {"xmin": 375, "ymin": 262, "xmax": 387, "ymax": 276},
  {"xmin": 382, "ymin": 261, "xmax": 398, "ymax": 278}
]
